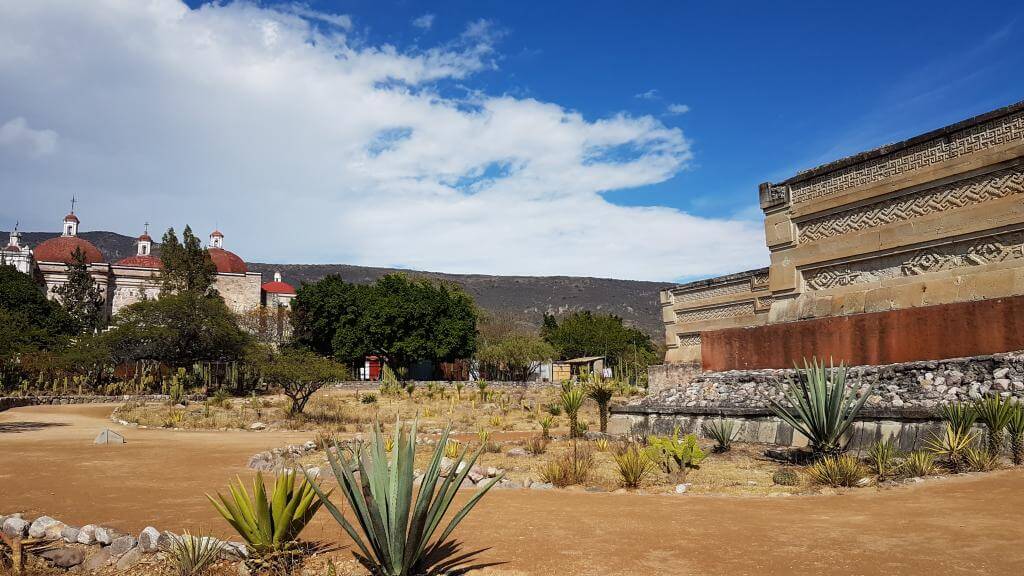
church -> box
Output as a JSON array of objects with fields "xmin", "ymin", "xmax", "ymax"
[{"xmin": 3, "ymin": 210, "xmax": 297, "ymax": 322}]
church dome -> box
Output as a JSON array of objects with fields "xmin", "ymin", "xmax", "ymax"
[
  {"xmin": 34, "ymin": 236, "xmax": 104, "ymax": 264},
  {"xmin": 207, "ymin": 247, "xmax": 248, "ymax": 274},
  {"xmin": 115, "ymin": 254, "xmax": 163, "ymax": 269},
  {"xmin": 261, "ymin": 280, "xmax": 296, "ymax": 294}
]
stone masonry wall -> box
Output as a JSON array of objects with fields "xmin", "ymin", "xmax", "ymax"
[{"xmin": 0, "ymin": 394, "xmax": 193, "ymax": 413}]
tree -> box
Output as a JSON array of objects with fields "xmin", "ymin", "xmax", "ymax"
[
  {"xmin": 102, "ymin": 291, "xmax": 250, "ymax": 368},
  {"xmin": 160, "ymin": 225, "xmax": 217, "ymax": 295},
  {"xmin": 237, "ymin": 306, "xmax": 293, "ymax": 346},
  {"xmin": 52, "ymin": 247, "xmax": 105, "ymax": 334},
  {"xmin": 259, "ymin": 347, "xmax": 348, "ymax": 415},
  {"xmin": 0, "ymin": 265, "xmax": 76, "ymax": 353},
  {"xmin": 292, "ymin": 274, "xmax": 478, "ymax": 370},
  {"xmin": 476, "ymin": 334, "xmax": 555, "ymax": 381},
  {"xmin": 542, "ymin": 311, "xmax": 656, "ymax": 368}
]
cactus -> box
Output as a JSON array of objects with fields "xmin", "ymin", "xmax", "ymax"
[{"xmin": 772, "ymin": 468, "xmax": 801, "ymax": 486}]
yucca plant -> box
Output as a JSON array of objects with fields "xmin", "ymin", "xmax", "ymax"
[
  {"xmin": 586, "ymin": 378, "xmax": 616, "ymax": 433},
  {"xmin": 560, "ymin": 386, "xmax": 586, "ymax": 439},
  {"xmin": 614, "ymin": 444, "xmax": 655, "ymax": 488},
  {"xmin": 937, "ymin": 402, "xmax": 976, "ymax": 435},
  {"xmin": 806, "ymin": 454, "xmax": 868, "ymax": 487},
  {"xmin": 926, "ymin": 423, "xmax": 977, "ymax": 473},
  {"xmin": 207, "ymin": 470, "xmax": 324, "ymax": 571},
  {"xmin": 525, "ymin": 435, "xmax": 549, "ymax": 456},
  {"xmin": 900, "ymin": 451, "xmax": 935, "ymax": 478},
  {"xmin": 539, "ymin": 442, "xmax": 594, "ymax": 487},
  {"xmin": 701, "ymin": 419, "xmax": 739, "ymax": 453},
  {"xmin": 973, "ymin": 396, "xmax": 1014, "ymax": 455},
  {"xmin": 964, "ymin": 446, "xmax": 1000, "ymax": 472},
  {"xmin": 304, "ymin": 418, "xmax": 502, "ymax": 576},
  {"xmin": 1006, "ymin": 404, "xmax": 1024, "ymax": 465},
  {"xmin": 769, "ymin": 358, "xmax": 871, "ymax": 458},
  {"xmin": 594, "ymin": 437, "xmax": 610, "ymax": 452},
  {"xmin": 443, "ymin": 439, "xmax": 461, "ymax": 459},
  {"xmin": 162, "ymin": 531, "xmax": 227, "ymax": 576},
  {"xmin": 866, "ymin": 437, "xmax": 899, "ymax": 480}
]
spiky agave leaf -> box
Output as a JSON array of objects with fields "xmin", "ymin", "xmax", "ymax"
[
  {"xmin": 162, "ymin": 531, "xmax": 226, "ymax": 576},
  {"xmin": 304, "ymin": 417, "xmax": 502, "ymax": 576},
  {"xmin": 973, "ymin": 396, "xmax": 1015, "ymax": 454}
]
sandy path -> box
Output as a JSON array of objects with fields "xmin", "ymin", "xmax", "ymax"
[{"xmin": 2, "ymin": 403, "xmax": 1023, "ymax": 575}]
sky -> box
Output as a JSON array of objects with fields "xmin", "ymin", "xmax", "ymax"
[{"xmin": 1, "ymin": 1, "xmax": 1023, "ymax": 282}]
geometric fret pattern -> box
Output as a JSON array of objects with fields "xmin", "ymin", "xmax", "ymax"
[
  {"xmin": 799, "ymin": 167, "xmax": 1024, "ymax": 242},
  {"xmin": 677, "ymin": 333, "xmax": 701, "ymax": 347},
  {"xmin": 672, "ymin": 280, "xmax": 750, "ymax": 303},
  {"xmin": 791, "ymin": 110, "xmax": 1024, "ymax": 205},
  {"xmin": 677, "ymin": 301, "xmax": 755, "ymax": 323}
]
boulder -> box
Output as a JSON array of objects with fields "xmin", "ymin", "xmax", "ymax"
[
  {"xmin": 77, "ymin": 524, "xmax": 98, "ymax": 545},
  {"xmin": 40, "ymin": 547, "xmax": 86, "ymax": 569},
  {"xmin": 109, "ymin": 535, "xmax": 138, "ymax": 557},
  {"xmin": 249, "ymin": 422, "xmax": 266, "ymax": 430},
  {"xmin": 81, "ymin": 548, "xmax": 113, "ymax": 571},
  {"xmin": 61, "ymin": 526, "xmax": 81, "ymax": 544},
  {"xmin": 223, "ymin": 541, "xmax": 248, "ymax": 559},
  {"xmin": 505, "ymin": 447, "xmax": 528, "ymax": 458},
  {"xmin": 156, "ymin": 530, "xmax": 178, "ymax": 550},
  {"xmin": 530, "ymin": 482, "xmax": 554, "ymax": 490},
  {"xmin": 115, "ymin": 547, "xmax": 145, "ymax": 571},
  {"xmin": 2, "ymin": 517, "xmax": 29, "ymax": 538},
  {"xmin": 94, "ymin": 526, "xmax": 116, "ymax": 545},
  {"xmin": 29, "ymin": 516, "xmax": 64, "ymax": 539},
  {"xmin": 138, "ymin": 526, "xmax": 161, "ymax": 553}
]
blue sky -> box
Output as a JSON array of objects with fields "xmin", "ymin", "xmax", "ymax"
[{"xmin": 3, "ymin": 1, "xmax": 1023, "ymax": 280}]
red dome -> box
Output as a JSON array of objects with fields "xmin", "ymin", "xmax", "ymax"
[
  {"xmin": 261, "ymin": 280, "xmax": 296, "ymax": 295},
  {"xmin": 116, "ymin": 254, "xmax": 164, "ymax": 269},
  {"xmin": 207, "ymin": 247, "xmax": 247, "ymax": 274},
  {"xmin": 4, "ymin": 245, "xmax": 21, "ymax": 252},
  {"xmin": 34, "ymin": 236, "xmax": 104, "ymax": 264},
  {"xmin": 64, "ymin": 213, "xmax": 80, "ymax": 224},
  {"xmin": 138, "ymin": 233, "xmax": 153, "ymax": 242}
]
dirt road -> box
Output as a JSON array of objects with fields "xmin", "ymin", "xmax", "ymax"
[{"xmin": 2, "ymin": 404, "xmax": 1022, "ymax": 575}]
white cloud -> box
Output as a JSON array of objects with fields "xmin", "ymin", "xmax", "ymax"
[
  {"xmin": 666, "ymin": 103, "xmax": 691, "ymax": 115},
  {"xmin": 0, "ymin": 0, "xmax": 766, "ymax": 281},
  {"xmin": 412, "ymin": 13, "xmax": 435, "ymax": 30},
  {"xmin": 634, "ymin": 89, "xmax": 660, "ymax": 100},
  {"xmin": 0, "ymin": 117, "xmax": 58, "ymax": 158}
]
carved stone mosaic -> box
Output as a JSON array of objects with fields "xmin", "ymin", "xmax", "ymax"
[
  {"xmin": 672, "ymin": 281, "xmax": 749, "ymax": 303},
  {"xmin": 751, "ymin": 273, "xmax": 770, "ymax": 290},
  {"xmin": 799, "ymin": 167, "xmax": 1024, "ymax": 242},
  {"xmin": 804, "ymin": 231, "xmax": 1024, "ymax": 290},
  {"xmin": 790, "ymin": 110, "xmax": 1024, "ymax": 205},
  {"xmin": 677, "ymin": 301, "xmax": 754, "ymax": 323},
  {"xmin": 677, "ymin": 333, "xmax": 701, "ymax": 347}
]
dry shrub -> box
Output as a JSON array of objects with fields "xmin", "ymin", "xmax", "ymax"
[
  {"xmin": 525, "ymin": 435, "xmax": 549, "ymax": 456},
  {"xmin": 539, "ymin": 443, "xmax": 594, "ymax": 487}
]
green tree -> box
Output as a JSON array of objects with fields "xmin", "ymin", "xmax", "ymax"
[
  {"xmin": 160, "ymin": 225, "xmax": 217, "ymax": 295},
  {"xmin": 258, "ymin": 347, "xmax": 349, "ymax": 415},
  {"xmin": 292, "ymin": 274, "xmax": 478, "ymax": 370},
  {"xmin": 0, "ymin": 265, "xmax": 76, "ymax": 353},
  {"xmin": 476, "ymin": 334, "xmax": 555, "ymax": 381},
  {"xmin": 102, "ymin": 291, "xmax": 250, "ymax": 368},
  {"xmin": 542, "ymin": 311, "xmax": 656, "ymax": 367},
  {"xmin": 52, "ymin": 247, "xmax": 105, "ymax": 333}
]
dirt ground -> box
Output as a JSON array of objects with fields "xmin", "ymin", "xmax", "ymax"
[{"xmin": 2, "ymin": 404, "xmax": 1023, "ymax": 575}]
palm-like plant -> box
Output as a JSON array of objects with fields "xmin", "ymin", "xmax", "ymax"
[
  {"xmin": 1006, "ymin": 404, "xmax": 1024, "ymax": 465},
  {"xmin": 973, "ymin": 396, "xmax": 1014, "ymax": 455},
  {"xmin": 586, "ymin": 378, "xmax": 616, "ymax": 433},
  {"xmin": 613, "ymin": 444, "xmax": 655, "ymax": 488},
  {"xmin": 162, "ymin": 531, "xmax": 227, "ymax": 576},
  {"xmin": 560, "ymin": 385, "xmax": 586, "ymax": 438},
  {"xmin": 207, "ymin": 471, "xmax": 324, "ymax": 571},
  {"xmin": 768, "ymin": 358, "xmax": 870, "ymax": 458},
  {"xmin": 305, "ymin": 419, "xmax": 502, "ymax": 576},
  {"xmin": 866, "ymin": 437, "xmax": 899, "ymax": 480},
  {"xmin": 701, "ymin": 419, "xmax": 739, "ymax": 452},
  {"xmin": 937, "ymin": 402, "xmax": 977, "ymax": 436},
  {"xmin": 926, "ymin": 423, "xmax": 977, "ymax": 473}
]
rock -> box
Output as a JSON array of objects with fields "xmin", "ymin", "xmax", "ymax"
[
  {"xmin": 584, "ymin": 486, "xmax": 606, "ymax": 493},
  {"xmin": 82, "ymin": 548, "xmax": 113, "ymax": 571},
  {"xmin": 138, "ymin": 526, "xmax": 161, "ymax": 553},
  {"xmin": 109, "ymin": 535, "xmax": 138, "ymax": 557},
  {"xmin": 304, "ymin": 440, "xmax": 317, "ymax": 450},
  {"xmin": 115, "ymin": 547, "xmax": 145, "ymax": 570},
  {"xmin": 994, "ymin": 379, "xmax": 1011, "ymax": 391},
  {"xmin": 94, "ymin": 526, "xmax": 116, "ymax": 545},
  {"xmin": 29, "ymin": 516, "xmax": 64, "ymax": 539},
  {"xmin": 485, "ymin": 466, "xmax": 499, "ymax": 477},
  {"xmin": 467, "ymin": 466, "xmax": 486, "ymax": 483},
  {"xmin": 249, "ymin": 422, "xmax": 266, "ymax": 430},
  {"xmin": 530, "ymin": 482, "xmax": 554, "ymax": 490},
  {"xmin": 223, "ymin": 541, "xmax": 249, "ymax": 559},
  {"xmin": 674, "ymin": 483, "xmax": 691, "ymax": 494},
  {"xmin": 77, "ymin": 525, "xmax": 98, "ymax": 545},
  {"xmin": 505, "ymin": 448, "xmax": 528, "ymax": 458},
  {"xmin": 40, "ymin": 548, "xmax": 86, "ymax": 568},
  {"xmin": 459, "ymin": 478, "xmax": 476, "ymax": 490},
  {"xmin": 61, "ymin": 526, "xmax": 81, "ymax": 544},
  {"xmin": 3, "ymin": 517, "xmax": 29, "ymax": 538},
  {"xmin": 156, "ymin": 530, "xmax": 178, "ymax": 550},
  {"xmin": 305, "ymin": 467, "xmax": 321, "ymax": 479},
  {"xmin": 993, "ymin": 367, "xmax": 1011, "ymax": 380}
]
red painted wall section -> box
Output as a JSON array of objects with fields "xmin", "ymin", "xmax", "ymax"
[{"xmin": 701, "ymin": 295, "xmax": 1024, "ymax": 371}]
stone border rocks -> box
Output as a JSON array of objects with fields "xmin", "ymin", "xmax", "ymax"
[{"xmin": 0, "ymin": 394, "xmax": 205, "ymax": 414}]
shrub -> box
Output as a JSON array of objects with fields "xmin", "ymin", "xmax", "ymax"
[
  {"xmin": 866, "ymin": 437, "xmax": 899, "ymax": 480},
  {"xmin": 926, "ymin": 423, "xmax": 978, "ymax": 473},
  {"xmin": 806, "ymin": 454, "xmax": 868, "ymax": 487},
  {"xmin": 560, "ymin": 386, "xmax": 586, "ymax": 439},
  {"xmin": 701, "ymin": 419, "xmax": 739, "ymax": 453},
  {"xmin": 525, "ymin": 435, "xmax": 549, "ymax": 456},
  {"xmin": 772, "ymin": 468, "xmax": 801, "ymax": 486},
  {"xmin": 614, "ymin": 444, "xmax": 655, "ymax": 488},
  {"xmin": 938, "ymin": 402, "xmax": 977, "ymax": 436},
  {"xmin": 489, "ymin": 415, "xmax": 504, "ymax": 428},
  {"xmin": 444, "ymin": 439, "xmax": 462, "ymax": 459},
  {"xmin": 769, "ymin": 358, "xmax": 871, "ymax": 458},
  {"xmin": 973, "ymin": 396, "xmax": 1014, "ymax": 455},
  {"xmin": 594, "ymin": 438, "xmax": 610, "ymax": 452},
  {"xmin": 208, "ymin": 388, "xmax": 231, "ymax": 408},
  {"xmin": 900, "ymin": 451, "xmax": 935, "ymax": 477},
  {"xmin": 538, "ymin": 415, "xmax": 555, "ymax": 439},
  {"xmin": 545, "ymin": 403, "xmax": 562, "ymax": 417},
  {"xmin": 645, "ymin": 427, "xmax": 705, "ymax": 481},
  {"xmin": 208, "ymin": 471, "xmax": 324, "ymax": 572},
  {"xmin": 1007, "ymin": 404, "xmax": 1024, "ymax": 465},
  {"xmin": 306, "ymin": 419, "xmax": 501, "ymax": 576},
  {"xmin": 586, "ymin": 378, "xmax": 616, "ymax": 433},
  {"xmin": 539, "ymin": 443, "xmax": 594, "ymax": 487},
  {"xmin": 162, "ymin": 531, "xmax": 226, "ymax": 576},
  {"xmin": 964, "ymin": 447, "xmax": 1001, "ymax": 472},
  {"xmin": 360, "ymin": 393, "xmax": 378, "ymax": 404}
]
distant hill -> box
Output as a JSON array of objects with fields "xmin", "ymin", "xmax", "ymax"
[{"xmin": 5, "ymin": 230, "xmax": 671, "ymax": 338}]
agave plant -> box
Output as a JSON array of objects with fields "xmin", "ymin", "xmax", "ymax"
[
  {"xmin": 866, "ymin": 437, "xmax": 899, "ymax": 480},
  {"xmin": 806, "ymin": 454, "xmax": 868, "ymax": 487},
  {"xmin": 162, "ymin": 531, "xmax": 227, "ymax": 576},
  {"xmin": 769, "ymin": 358, "xmax": 871, "ymax": 458},
  {"xmin": 613, "ymin": 444, "xmax": 654, "ymax": 488},
  {"xmin": 973, "ymin": 396, "xmax": 1014, "ymax": 455},
  {"xmin": 964, "ymin": 446, "xmax": 1001, "ymax": 472},
  {"xmin": 560, "ymin": 386, "xmax": 586, "ymax": 439},
  {"xmin": 900, "ymin": 451, "xmax": 936, "ymax": 478},
  {"xmin": 1006, "ymin": 404, "xmax": 1024, "ymax": 465},
  {"xmin": 207, "ymin": 470, "xmax": 324, "ymax": 570},
  {"xmin": 586, "ymin": 378, "xmax": 616, "ymax": 433},
  {"xmin": 937, "ymin": 402, "xmax": 977, "ymax": 436},
  {"xmin": 926, "ymin": 423, "xmax": 977, "ymax": 473},
  {"xmin": 701, "ymin": 419, "xmax": 739, "ymax": 452},
  {"xmin": 304, "ymin": 418, "xmax": 502, "ymax": 576}
]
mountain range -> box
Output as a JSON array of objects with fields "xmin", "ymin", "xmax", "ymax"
[{"xmin": 6, "ymin": 230, "xmax": 672, "ymax": 338}]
